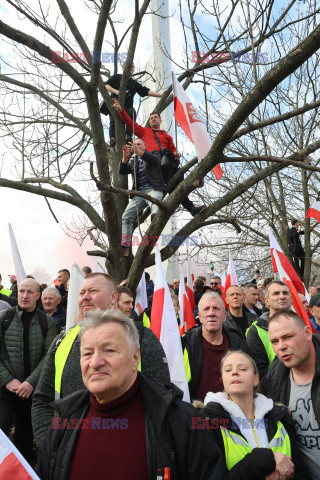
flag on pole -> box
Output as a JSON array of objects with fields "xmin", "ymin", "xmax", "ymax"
[
  {"xmin": 221, "ymin": 269, "xmax": 226, "ymax": 288},
  {"xmin": 272, "ymin": 250, "xmax": 317, "ymax": 334},
  {"xmin": 222, "ymin": 253, "xmax": 239, "ymax": 303},
  {"xmin": 0, "ymin": 428, "xmax": 40, "ymax": 479},
  {"xmin": 306, "ymin": 200, "xmax": 320, "ymax": 223},
  {"xmin": 53, "ymin": 278, "xmax": 60, "ymax": 286},
  {"xmin": 8, "ymin": 224, "xmax": 26, "ymax": 286},
  {"xmin": 186, "ymin": 252, "xmax": 195, "ymax": 311},
  {"xmin": 150, "ymin": 247, "xmax": 190, "ymax": 401},
  {"xmin": 65, "ymin": 263, "xmax": 85, "ymax": 331},
  {"xmin": 134, "ymin": 272, "xmax": 148, "ymax": 315},
  {"xmin": 172, "ymin": 73, "xmax": 223, "ymax": 180},
  {"xmin": 96, "ymin": 261, "xmax": 108, "ymax": 274},
  {"xmin": 269, "ymin": 229, "xmax": 308, "ymax": 299},
  {"xmin": 178, "ymin": 272, "xmax": 196, "ymax": 335}
]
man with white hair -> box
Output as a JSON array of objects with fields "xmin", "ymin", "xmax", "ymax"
[
  {"xmin": 0, "ymin": 278, "xmax": 56, "ymax": 463},
  {"xmin": 182, "ymin": 291, "xmax": 251, "ymax": 401},
  {"xmin": 36, "ymin": 309, "xmax": 223, "ymax": 480},
  {"xmin": 41, "ymin": 287, "xmax": 66, "ymax": 333},
  {"xmin": 32, "ymin": 273, "xmax": 170, "ymax": 446}
]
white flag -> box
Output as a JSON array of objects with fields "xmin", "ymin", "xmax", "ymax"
[
  {"xmin": 134, "ymin": 272, "xmax": 148, "ymax": 315},
  {"xmin": 8, "ymin": 224, "xmax": 26, "ymax": 285},
  {"xmin": 65, "ymin": 263, "xmax": 85, "ymax": 331}
]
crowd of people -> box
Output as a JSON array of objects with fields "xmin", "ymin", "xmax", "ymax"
[{"xmin": 0, "ymin": 267, "xmax": 320, "ymax": 479}]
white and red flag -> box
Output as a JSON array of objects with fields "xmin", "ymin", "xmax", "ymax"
[
  {"xmin": 272, "ymin": 249, "xmax": 317, "ymax": 334},
  {"xmin": 134, "ymin": 271, "xmax": 148, "ymax": 315},
  {"xmin": 269, "ymin": 229, "xmax": 308, "ymax": 299},
  {"xmin": 150, "ymin": 247, "xmax": 190, "ymax": 401},
  {"xmin": 0, "ymin": 428, "xmax": 40, "ymax": 479},
  {"xmin": 8, "ymin": 224, "xmax": 26, "ymax": 286},
  {"xmin": 186, "ymin": 252, "xmax": 195, "ymax": 311},
  {"xmin": 306, "ymin": 200, "xmax": 320, "ymax": 223},
  {"xmin": 222, "ymin": 253, "xmax": 239, "ymax": 303},
  {"xmin": 172, "ymin": 73, "xmax": 223, "ymax": 180},
  {"xmin": 65, "ymin": 263, "xmax": 85, "ymax": 330},
  {"xmin": 178, "ymin": 272, "xmax": 196, "ymax": 335}
]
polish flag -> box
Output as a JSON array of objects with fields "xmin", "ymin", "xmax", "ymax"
[
  {"xmin": 179, "ymin": 273, "xmax": 196, "ymax": 335},
  {"xmin": 186, "ymin": 252, "xmax": 195, "ymax": 311},
  {"xmin": 65, "ymin": 263, "xmax": 85, "ymax": 330},
  {"xmin": 0, "ymin": 428, "xmax": 40, "ymax": 479},
  {"xmin": 172, "ymin": 73, "xmax": 223, "ymax": 180},
  {"xmin": 134, "ymin": 271, "xmax": 148, "ymax": 315},
  {"xmin": 8, "ymin": 224, "xmax": 26, "ymax": 286},
  {"xmin": 222, "ymin": 253, "xmax": 239, "ymax": 304},
  {"xmin": 306, "ymin": 200, "xmax": 320, "ymax": 223},
  {"xmin": 53, "ymin": 278, "xmax": 60, "ymax": 286},
  {"xmin": 150, "ymin": 247, "xmax": 190, "ymax": 401},
  {"xmin": 273, "ymin": 250, "xmax": 317, "ymax": 334},
  {"xmin": 269, "ymin": 229, "xmax": 308, "ymax": 299}
]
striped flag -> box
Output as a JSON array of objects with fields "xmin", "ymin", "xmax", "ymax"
[
  {"xmin": 269, "ymin": 229, "xmax": 308, "ymax": 299},
  {"xmin": 172, "ymin": 73, "xmax": 223, "ymax": 180},
  {"xmin": 150, "ymin": 247, "xmax": 190, "ymax": 401},
  {"xmin": 178, "ymin": 272, "xmax": 196, "ymax": 335},
  {"xmin": 186, "ymin": 252, "xmax": 195, "ymax": 311},
  {"xmin": 272, "ymin": 250, "xmax": 317, "ymax": 334},
  {"xmin": 8, "ymin": 224, "xmax": 26, "ymax": 286},
  {"xmin": 0, "ymin": 428, "xmax": 40, "ymax": 479},
  {"xmin": 306, "ymin": 199, "xmax": 320, "ymax": 223},
  {"xmin": 222, "ymin": 253, "xmax": 239, "ymax": 304}
]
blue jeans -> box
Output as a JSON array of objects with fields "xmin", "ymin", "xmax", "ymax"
[{"xmin": 121, "ymin": 189, "xmax": 163, "ymax": 247}]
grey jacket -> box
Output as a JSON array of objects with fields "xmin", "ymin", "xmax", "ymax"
[{"xmin": 32, "ymin": 321, "xmax": 170, "ymax": 446}]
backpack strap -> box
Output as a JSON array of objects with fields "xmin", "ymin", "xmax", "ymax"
[
  {"xmin": 36, "ymin": 309, "xmax": 48, "ymax": 338},
  {"xmin": 1, "ymin": 307, "xmax": 16, "ymax": 361}
]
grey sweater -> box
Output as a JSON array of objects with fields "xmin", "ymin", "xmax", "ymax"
[{"xmin": 32, "ymin": 322, "xmax": 170, "ymax": 446}]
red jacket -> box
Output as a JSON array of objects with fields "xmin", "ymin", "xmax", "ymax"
[{"xmin": 119, "ymin": 109, "xmax": 176, "ymax": 154}]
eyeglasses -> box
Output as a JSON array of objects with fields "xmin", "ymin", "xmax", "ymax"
[{"xmin": 211, "ymin": 282, "xmax": 219, "ymax": 286}]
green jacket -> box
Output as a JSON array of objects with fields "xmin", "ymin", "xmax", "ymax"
[{"xmin": 0, "ymin": 307, "xmax": 56, "ymax": 389}]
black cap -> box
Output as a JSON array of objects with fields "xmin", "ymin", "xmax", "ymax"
[{"xmin": 310, "ymin": 293, "xmax": 320, "ymax": 308}]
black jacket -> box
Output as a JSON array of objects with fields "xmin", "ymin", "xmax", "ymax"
[
  {"xmin": 243, "ymin": 304, "xmax": 262, "ymax": 318},
  {"xmin": 225, "ymin": 308, "xmax": 257, "ymax": 338},
  {"xmin": 204, "ymin": 400, "xmax": 309, "ymax": 480},
  {"xmin": 288, "ymin": 227, "xmax": 304, "ymax": 253},
  {"xmin": 181, "ymin": 325, "xmax": 251, "ymax": 400},
  {"xmin": 119, "ymin": 150, "xmax": 166, "ymax": 192},
  {"xmin": 36, "ymin": 374, "xmax": 224, "ymax": 480},
  {"xmin": 261, "ymin": 334, "xmax": 320, "ymax": 427}
]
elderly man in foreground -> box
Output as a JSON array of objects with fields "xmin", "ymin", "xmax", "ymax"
[{"xmin": 36, "ymin": 309, "xmax": 223, "ymax": 480}]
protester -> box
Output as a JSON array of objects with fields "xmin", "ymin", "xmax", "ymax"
[
  {"xmin": 113, "ymin": 97, "xmax": 203, "ymax": 216},
  {"xmin": 120, "ymin": 139, "xmax": 166, "ymax": 256},
  {"xmin": 172, "ymin": 278, "xmax": 180, "ymax": 295},
  {"xmin": 249, "ymin": 269, "xmax": 261, "ymax": 285},
  {"xmin": 193, "ymin": 277, "xmax": 205, "ymax": 305},
  {"xmin": 308, "ymin": 292, "xmax": 320, "ymax": 334},
  {"xmin": 264, "ymin": 310, "xmax": 320, "ymax": 479},
  {"xmin": 225, "ymin": 285, "xmax": 256, "ymax": 338},
  {"xmin": 56, "ymin": 269, "xmax": 70, "ymax": 308},
  {"xmin": 288, "ymin": 219, "xmax": 315, "ymax": 279},
  {"xmin": 246, "ymin": 280, "xmax": 292, "ymax": 378},
  {"xmin": 203, "ymin": 350, "xmax": 309, "ymax": 479},
  {"xmin": 32, "ymin": 273, "xmax": 170, "ymax": 446},
  {"xmin": 210, "ymin": 276, "xmax": 223, "ymax": 296},
  {"xmin": 41, "ymin": 287, "xmax": 66, "ymax": 334},
  {"xmin": 145, "ymin": 271, "xmax": 154, "ymax": 297},
  {"xmin": 0, "ymin": 279, "xmax": 56, "ymax": 463},
  {"xmin": 182, "ymin": 292, "xmax": 250, "ymax": 401},
  {"xmin": 100, "ymin": 61, "xmax": 163, "ymax": 146},
  {"xmin": 309, "ymin": 284, "xmax": 320, "ymax": 297},
  {"xmin": 243, "ymin": 284, "xmax": 262, "ymax": 318},
  {"xmin": 8, "ymin": 274, "xmax": 18, "ymax": 298},
  {"xmin": 36, "ymin": 309, "xmax": 223, "ymax": 480},
  {"xmin": 116, "ymin": 285, "xmax": 135, "ymax": 317},
  {"xmin": 82, "ymin": 266, "xmax": 92, "ymax": 276}
]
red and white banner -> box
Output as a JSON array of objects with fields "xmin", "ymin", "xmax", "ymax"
[
  {"xmin": 0, "ymin": 428, "xmax": 40, "ymax": 479},
  {"xmin": 269, "ymin": 229, "xmax": 308, "ymax": 299},
  {"xmin": 172, "ymin": 73, "xmax": 223, "ymax": 180},
  {"xmin": 134, "ymin": 271, "xmax": 148, "ymax": 315},
  {"xmin": 272, "ymin": 250, "xmax": 317, "ymax": 334},
  {"xmin": 150, "ymin": 247, "xmax": 190, "ymax": 401},
  {"xmin": 222, "ymin": 253, "xmax": 239, "ymax": 303},
  {"xmin": 178, "ymin": 272, "xmax": 196, "ymax": 335},
  {"xmin": 8, "ymin": 224, "xmax": 26, "ymax": 286},
  {"xmin": 306, "ymin": 200, "xmax": 320, "ymax": 223},
  {"xmin": 186, "ymin": 252, "xmax": 195, "ymax": 311},
  {"xmin": 65, "ymin": 263, "xmax": 85, "ymax": 330}
]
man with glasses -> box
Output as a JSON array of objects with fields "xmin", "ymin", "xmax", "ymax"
[{"xmin": 210, "ymin": 276, "xmax": 223, "ymax": 296}]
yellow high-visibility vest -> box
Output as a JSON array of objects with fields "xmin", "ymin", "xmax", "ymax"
[
  {"xmin": 221, "ymin": 421, "xmax": 291, "ymax": 471},
  {"xmin": 246, "ymin": 321, "xmax": 276, "ymax": 364}
]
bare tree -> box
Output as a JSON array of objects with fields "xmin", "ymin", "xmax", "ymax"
[{"xmin": 1, "ymin": 0, "xmax": 320, "ymax": 291}]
